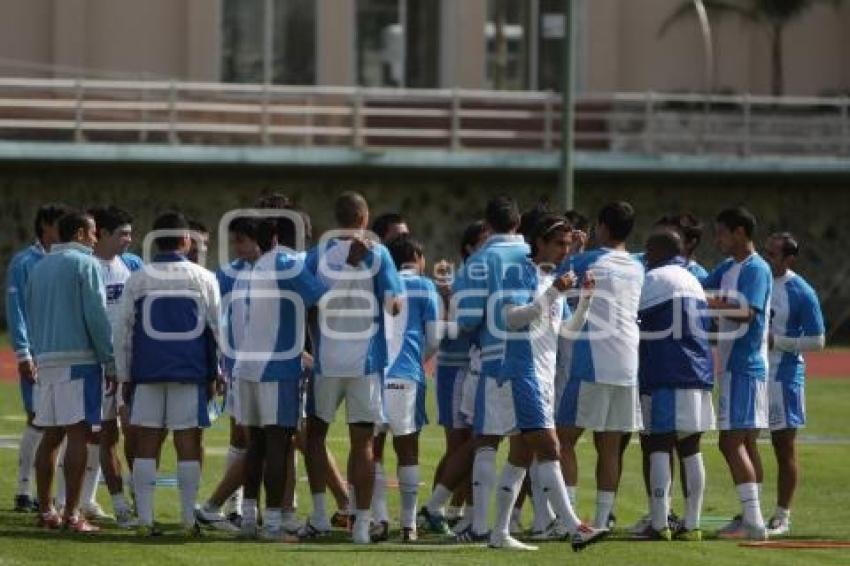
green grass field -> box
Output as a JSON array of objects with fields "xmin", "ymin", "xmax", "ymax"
[{"xmin": 0, "ymin": 379, "xmax": 848, "ymax": 565}]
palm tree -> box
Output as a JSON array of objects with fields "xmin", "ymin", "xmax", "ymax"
[{"xmin": 659, "ymin": 0, "xmax": 843, "ymax": 96}]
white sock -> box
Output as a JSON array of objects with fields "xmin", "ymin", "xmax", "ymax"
[
  {"xmin": 55, "ymin": 439, "xmax": 67, "ymax": 507},
  {"xmin": 567, "ymin": 485, "xmax": 578, "ymax": 510},
  {"xmin": 537, "ymin": 460, "xmax": 581, "ymax": 532},
  {"xmin": 737, "ymin": 483, "xmax": 764, "ymax": 528},
  {"xmin": 111, "ymin": 492, "xmax": 131, "ymax": 515},
  {"xmin": 683, "ymin": 453, "xmax": 705, "ymax": 531},
  {"xmin": 493, "ymin": 463, "xmax": 526, "ymax": 538},
  {"xmin": 649, "ymin": 452, "xmax": 671, "ymax": 531},
  {"xmin": 223, "ymin": 446, "xmax": 246, "ymax": 515},
  {"xmin": 132, "ymin": 458, "xmax": 156, "ymax": 526},
  {"xmin": 16, "ymin": 425, "xmax": 43, "ymax": 496},
  {"xmin": 530, "ymin": 459, "xmax": 556, "ymax": 532},
  {"xmin": 594, "ymin": 490, "xmax": 616, "ymax": 529},
  {"xmin": 310, "ymin": 492, "xmax": 329, "ymax": 527},
  {"xmin": 371, "ymin": 462, "xmax": 389, "ymax": 523},
  {"xmin": 177, "ymin": 461, "xmax": 201, "ymax": 528},
  {"xmin": 774, "ymin": 506, "xmax": 790, "ymax": 521},
  {"xmin": 243, "ymin": 498, "xmax": 258, "ymax": 524},
  {"xmin": 398, "ymin": 465, "xmax": 419, "ymax": 529},
  {"xmin": 265, "ymin": 507, "xmax": 282, "ymax": 529},
  {"xmin": 426, "ymin": 483, "xmax": 453, "ymax": 516},
  {"xmin": 82, "ymin": 443, "xmax": 102, "ymax": 507},
  {"xmin": 472, "ymin": 447, "xmax": 497, "ymax": 536},
  {"xmin": 353, "ymin": 508, "xmax": 371, "ymax": 540}
]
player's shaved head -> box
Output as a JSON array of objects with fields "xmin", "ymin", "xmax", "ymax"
[
  {"xmin": 645, "ymin": 229, "xmax": 683, "ymax": 268},
  {"xmin": 335, "ymin": 191, "xmax": 369, "ymax": 229}
]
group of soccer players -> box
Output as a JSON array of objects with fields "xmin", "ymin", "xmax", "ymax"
[{"xmin": 6, "ymin": 191, "xmax": 824, "ymax": 551}]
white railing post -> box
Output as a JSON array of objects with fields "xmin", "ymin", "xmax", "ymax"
[
  {"xmin": 305, "ymin": 94, "xmax": 314, "ymax": 147},
  {"xmin": 167, "ymin": 80, "xmax": 179, "ymax": 145},
  {"xmin": 352, "ymin": 87, "xmax": 363, "ymax": 148},
  {"xmin": 643, "ymin": 91, "xmax": 654, "ymax": 154},
  {"xmin": 451, "ymin": 88, "xmax": 461, "ymax": 150},
  {"xmin": 543, "ymin": 91, "xmax": 553, "ymax": 151},
  {"xmin": 260, "ymin": 80, "xmax": 271, "ymax": 146},
  {"xmin": 73, "ymin": 78, "xmax": 85, "ymax": 143},
  {"xmin": 743, "ymin": 93, "xmax": 751, "ymax": 156}
]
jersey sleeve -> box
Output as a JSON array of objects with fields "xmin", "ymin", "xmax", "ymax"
[
  {"xmin": 737, "ymin": 261, "xmax": 771, "ymax": 313},
  {"xmin": 79, "ymin": 258, "xmax": 115, "ymax": 369},
  {"xmin": 6, "ymin": 255, "xmax": 31, "ymax": 361},
  {"xmin": 797, "ymin": 283, "xmax": 826, "ymax": 336},
  {"xmin": 702, "ymin": 261, "xmax": 726, "ymax": 291},
  {"xmin": 454, "ymin": 257, "xmax": 486, "ymax": 332},
  {"xmin": 372, "ymin": 244, "xmax": 403, "ymax": 300},
  {"xmin": 285, "ymin": 257, "xmax": 328, "ymax": 309}
]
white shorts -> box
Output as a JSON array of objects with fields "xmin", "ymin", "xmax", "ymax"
[
  {"xmin": 383, "ymin": 378, "xmax": 427, "ymax": 436},
  {"xmin": 717, "ymin": 372, "xmax": 768, "ymax": 431},
  {"xmin": 312, "ymin": 374, "xmax": 383, "ymax": 425},
  {"xmin": 459, "ymin": 370, "xmax": 479, "ymax": 425},
  {"xmin": 130, "ymin": 382, "xmax": 210, "ymax": 430},
  {"xmin": 768, "ymin": 380, "xmax": 806, "ymax": 432},
  {"xmin": 473, "ymin": 375, "xmax": 517, "ymax": 437},
  {"xmin": 33, "ymin": 364, "xmax": 102, "ymax": 429},
  {"xmin": 436, "ymin": 366, "xmax": 467, "ymax": 430},
  {"xmin": 575, "ymin": 381, "xmax": 642, "ymax": 432},
  {"xmin": 234, "ymin": 379, "xmax": 301, "ymax": 428},
  {"xmin": 640, "ymin": 389, "xmax": 715, "ymax": 436}
]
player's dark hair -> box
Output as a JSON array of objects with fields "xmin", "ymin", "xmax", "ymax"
[
  {"xmin": 485, "ymin": 195, "xmax": 520, "ymax": 233},
  {"xmin": 564, "ymin": 209, "xmax": 589, "ymax": 232},
  {"xmin": 460, "ymin": 220, "xmax": 488, "ymax": 260},
  {"xmin": 371, "ymin": 212, "xmax": 406, "ymax": 241},
  {"xmin": 89, "ymin": 206, "xmax": 133, "ymax": 236},
  {"xmin": 34, "ymin": 202, "xmax": 71, "ymax": 240},
  {"xmin": 646, "ymin": 229, "xmax": 684, "ymax": 266},
  {"xmin": 770, "ymin": 232, "xmax": 800, "ymax": 258},
  {"xmin": 387, "ymin": 234, "xmax": 423, "ymax": 271},
  {"xmin": 228, "ymin": 216, "xmax": 258, "ymax": 240},
  {"xmin": 58, "ymin": 210, "xmax": 93, "ymax": 243},
  {"xmin": 598, "ymin": 201, "xmax": 635, "ymax": 242},
  {"xmin": 529, "ymin": 214, "xmax": 569, "ymax": 258},
  {"xmin": 152, "ymin": 211, "xmax": 190, "ymax": 252},
  {"xmin": 716, "ymin": 207, "xmax": 756, "ymax": 239},
  {"xmin": 519, "ymin": 200, "xmax": 551, "ymax": 243},
  {"xmin": 254, "ymin": 193, "xmax": 291, "ymax": 209}
]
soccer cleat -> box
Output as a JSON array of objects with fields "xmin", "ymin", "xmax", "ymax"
[
  {"xmin": 571, "ymin": 523, "xmax": 609, "ymax": 552},
  {"xmin": 195, "ymin": 505, "xmax": 240, "ymax": 533},
  {"xmin": 417, "ymin": 506, "xmax": 451, "ymax": 535},
  {"xmin": 36, "ymin": 510, "xmax": 63, "ymax": 529},
  {"xmin": 450, "ymin": 515, "xmax": 472, "ymax": 537},
  {"xmin": 745, "ymin": 523, "xmax": 768, "ymax": 541},
  {"xmin": 647, "ymin": 527, "xmax": 673, "ymax": 541},
  {"xmin": 14, "ymin": 494, "xmax": 36, "ymax": 513},
  {"xmin": 136, "ymin": 524, "xmax": 164, "ymax": 537},
  {"xmin": 63, "ymin": 515, "xmax": 100, "ymax": 533},
  {"xmin": 330, "ymin": 510, "xmax": 353, "ymax": 529},
  {"xmin": 673, "ymin": 527, "xmax": 703, "ymax": 542},
  {"xmin": 114, "ymin": 507, "xmax": 138, "ymax": 529},
  {"xmin": 259, "ymin": 524, "xmax": 284, "ymax": 541},
  {"xmin": 227, "ymin": 512, "xmax": 243, "ymax": 529},
  {"xmin": 454, "ymin": 525, "xmax": 490, "ymax": 544},
  {"xmin": 297, "ymin": 518, "xmax": 332, "ymax": 540},
  {"xmin": 401, "ymin": 527, "xmax": 418, "ymax": 543},
  {"xmin": 181, "ymin": 522, "xmax": 203, "ymax": 538},
  {"xmin": 488, "ymin": 534, "xmax": 538, "ymax": 551},
  {"xmin": 716, "ymin": 515, "xmax": 744, "ymax": 539},
  {"xmin": 238, "ymin": 520, "xmax": 259, "ymax": 539},
  {"xmin": 529, "ymin": 518, "xmax": 570, "ymax": 541},
  {"xmin": 628, "ymin": 513, "xmax": 652, "ymax": 536},
  {"xmin": 766, "ymin": 516, "xmax": 791, "ymax": 537},
  {"xmin": 370, "ymin": 520, "xmax": 389, "ymax": 542},
  {"xmin": 81, "ymin": 503, "xmax": 111, "ymax": 522},
  {"xmin": 717, "ymin": 517, "xmax": 768, "ymax": 541},
  {"xmin": 352, "ymin": 520, "xmax": 373, "ymax": 545},
  {"xmin": 281, "ymin": 514, "xmax": 302, "ymax": 536}
]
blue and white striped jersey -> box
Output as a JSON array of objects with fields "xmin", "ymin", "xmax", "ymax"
[
  {"xmin": 385, "ymin": 270, "xmax": 441, "ymax": 383},
  {"xmin": 638, "ymin": 259, "xmax": 714, "ymax": 392},
  {"xmin": 769, "ymin": 270, "xmax": 824, "ymax": 384},
  {"xmin": 703, "ymin": 253, "xmax": 772, "ymax": 379},
  {"xmin": 231, "ymin": 249, "xmax": 326, "ymax": 383},
  {"xmin": 562, "ymin": 248, "xmax": 644, "ymax": 386},
  {"xmin": 305, "ymin": 238, "xmax": 403, "ymax": 378}
]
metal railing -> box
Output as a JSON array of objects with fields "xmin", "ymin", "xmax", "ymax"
[{"xmin": 0, "ymin": 76, "xmax": 848, "ymax": 157}]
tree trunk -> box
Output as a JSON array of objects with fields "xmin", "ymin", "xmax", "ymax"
[{"xmin": 771, "ymin": 23, "xmax": 784, "ymax": 97}]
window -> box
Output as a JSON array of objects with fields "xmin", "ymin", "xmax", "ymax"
[{"xmin": 222, "ymin": 0, "xmax": 316, "ymax": 85}]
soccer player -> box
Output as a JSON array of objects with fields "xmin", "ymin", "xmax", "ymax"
[
  {"xmin": 89, "ymin": 206, "xmax": 143, "ymax": 527},
  {"xmin": 450, "ymin": 195, "xmax": 529, "ymax": 543},
  {"xmin": 300, "ymin": 191, "xmax": 403, "ymax": 544},
  {"xmin": 556, "ymin": 201, "xmax": 645, "ymax": 530},
  {"xmin": 115, "ymin": 212, "xmax": 223, "ymax": 536},
  {"xmin": 380, "ymin": 234, "xmax": 442, "ymax": 542},
  {"xmin": 195, "ymin": 216, "xmax": 261, "ymax": 532},
  {"xmin": 703, "ymin": 207, "xmax": 772, "ymax": 541},
  {"xmin": 231, "ymin": 215, "xmax": 327, "ymax": 540},
  {"xmin": 489, "ymin": 213, "xmax": 607, "ymax": 551},
  {"xmin": 27, "ymin": 210, "xmax": 115, "ymax": 532},
  {"xmin": 187, "ymin": 219, "xmax": 210, "ymax": 265},
  {"xmin": 638, "ymin": 230, "xmax": 715, "ymax": 541},
  {"xmin": 422, "ymin": 220, "xmax": 489, "ymax": 534},
  {"xmin": 6, "ymin": 203, "xmax": 69, "ymax": 512},
  {"xmin": 762, "ymin": 232, "xmax": 825, "ymax": 536}
]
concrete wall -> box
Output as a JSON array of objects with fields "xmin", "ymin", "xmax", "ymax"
[{"xmin": 1, "ymin": 161, "xmax": 848, "ymax": 339}]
